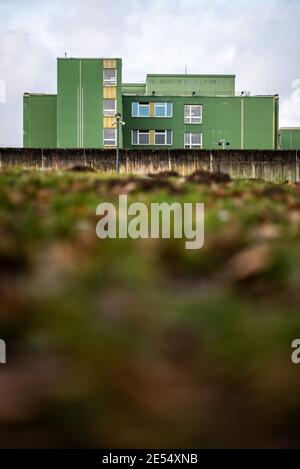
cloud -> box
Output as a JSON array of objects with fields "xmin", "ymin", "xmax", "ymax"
[
  {"xmin": 0, "ymin": 0, "xmax": 300, "ymax": 146},
  {"xmin": 281, "ymin": 79, "xmax": 300, "ymax": 126}
]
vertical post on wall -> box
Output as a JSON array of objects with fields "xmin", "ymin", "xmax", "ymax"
[
  {"xmin": 209, "ymin": 149, "xmax": 213, "ymax": 172},
  {"xmin": 116, "ymin": 113, "xmax": 120, "ymax": 174},
  {"xmin": 114, "ymin": 112, "xmax": 125, "ymax": 174}
]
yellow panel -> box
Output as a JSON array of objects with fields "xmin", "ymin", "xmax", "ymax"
[
  {"xmin": 103, "ymin": 59, "xmax": 117, "ymax": 69},
  {"xmin": 103, "ymin": 117, "xmax": 115, "ymax": 129},
  {"xmin": 103, "ymin": 86, "xmax": 117, "ymax": 99},
  {"xmin": 150, "ymin": 102, "xmax": 155, "ymax": 117},
  {"xmin": 150, "ymin": 130, "xmax": 155, "ymax": 145}
]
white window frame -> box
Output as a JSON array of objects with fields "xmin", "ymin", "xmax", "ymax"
[
  {"xmin": 132, "ymin": 102, "xmax": 150, "ymax": 118},
  {"xmin": 132, "ymin": 130, "xmax": 150, "ymax": 145},
  {"xmin": 103, "ymin": 99, "xmax": 116, "ymax": 117},
  {"xmin": 154, "ymin": 130, "xmax": 173, "ymax": 146},
  {"xmin": 184, "ymin": 104, "xmax": 203, "ymax": 124},
  {"xmin": 154, "ymin": 102, "xmax": 173, "ymax": 118},
  {"xmin": 103, "ymin": 128, "xmax": 116, "ymax": 146},
  {"xmin": 184, "ymin": 132, "xmax": 202, "ymax": 149},
  {"xmin": 103, "ymin": 69, "xmax": 117, "ymax": 87}
]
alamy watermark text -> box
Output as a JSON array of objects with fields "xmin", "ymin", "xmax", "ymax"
[{"xmin": 96, "ymin": 195, "xmax": 205, "ymax": 250}]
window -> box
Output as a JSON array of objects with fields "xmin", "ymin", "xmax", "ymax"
[
  {"xmin": 103, "ymin": 69, "xmax": 117, "ymax": 86},
  {"xmin": 154, "ymin": 130, "xmax": 172, "ymax": 145},
  {"xmin": 184, "ymin": 132, "xmax": 202, "ymax": 149},
  {"xmin": 103, "ymin": 128, "xmax": 116, "ymax": 146},
  {"xmin": 132, "ymin": 102, "xmax": 172, "ymax": 118},
  {"xmin": 132, "ymin": 102, "xmax": 150, "ymax": 118},
  {"xmin": 184, "ymin": 105, "xmax": 202, "ymax": 124},
  {"xmin": 154, "ymin": 102, "xmax": 172, "ymax": 117},
  {"xmin": 103, "ymin": 99, "xmax": 116, "ymax": 116},
  {"xmin": 132, "ymin": 130, "xmax": 150, "ymax": 145},
  {"xmin": 132, "ymin": 130, "xmax": 172, "ymax": 145}
]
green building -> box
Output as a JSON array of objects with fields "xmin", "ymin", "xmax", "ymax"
[
  {"xmin": 23, "ymin": 94, "xmax": 57, "ymax": 148},
  {"xmin": 279, "ymin": 128, "xmax": 300, "ymax": 150},
  {"xmin": 23, "ymin": 57, "xmax": 279, "ymax": 150}
]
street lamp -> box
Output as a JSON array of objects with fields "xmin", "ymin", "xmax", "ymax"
[
  {"xmin": 218, "ymin": 139, "xmax": 230, "ymax": 150},
  {"xmin": 112, "ymin": 112, "xmax": 125, "ymax": 174}
]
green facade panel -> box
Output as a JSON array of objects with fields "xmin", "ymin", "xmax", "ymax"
[
  {"xmin": 116, "ymin": 59, "xmax": 123, "ymax": 148},
  {"xmin": 57, "ymin": 59, "xmax": 80, "ymax": 148},
  {"xmin": 81, "ymin": 59, "xmax": 103, "ymax": 148},
  {"xmin": 23, "ymin": 94, "xmax": 57, "ymax": 148},
  {"xmin": 243, "ymin": 97, "xmax": 277, "ymax": 149},
  {"xmin": 122, "ymin": 95, "xmax": 278, "ymax": 150},
  {"xmin": 122, "ymin": 83, "xmax": 146, "ymax": 95},
  {"xmin": 280, "ymin": 128, "xmax": 300, "ymax": 150},
  {"xmin": 57, "ymin": 58, "xmax": 103, "ymax": 148},
  {"xmin": 57, "ymin": 58, "xmax": 122, "ymax": 149},
  {"xmin": 146, "ymin": 74, "xmax": 235, "ymax": 96}
]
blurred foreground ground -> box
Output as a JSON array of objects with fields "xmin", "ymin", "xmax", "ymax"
[{"xmin": 1, "ymin": 168, "xmax": 300, "ymax": 448}]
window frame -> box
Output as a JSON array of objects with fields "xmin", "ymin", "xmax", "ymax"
[
  {"xmin": 184, "ymin": 132, "xmax": 202, "ymax": 149},
  {"xmin": 103, "ymin": 68, "xmax": 117, "ymax": 87},
  {"xmin": 103, "ymin": 128, "xmax": 117, "ymax": 146},
  {"xmin": 154, "ymin": 102, "xmax": 173, "ymax": 118},
  {"xmin": 132, "ymin": 102, "xmax": 150, "ymax": 118},
  {"xmin": 103, "ymin": 99, "xmax": 116, "ymax": 117},
  {"xmin": 132, "ymin": 130, "xmax": 150, "ymax": 145},
  {"xmin": 184, "ymin": 104, "xmax": 203, "ymax": 124},
  {"xmin": 154, "ymin": 130, "xmax": 172, "ymax": 146}
]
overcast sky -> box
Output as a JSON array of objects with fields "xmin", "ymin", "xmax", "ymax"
[{"xmin": 0, "ymin": 0, "xmax": 300, "ymax": 147}]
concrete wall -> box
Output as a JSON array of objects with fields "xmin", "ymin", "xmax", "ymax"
[{"xmin": 0, "ymin": 148, "xmax": 300, "ymax": 182}]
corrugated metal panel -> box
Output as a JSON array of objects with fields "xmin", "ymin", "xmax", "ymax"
[
  {"xmin": 122, "ymin": 83, "xmax": 146, "ymax": 95},
  {"xmin": 146, "ymin": 75, "xmax": 235, "ymax": 96},
  {"xmin": 57, "ymin": 59, "xmax": 80, "ymax": 148},
  {"xmin": 243, "ymin": 97, "xmax": 275, "ymax": 149},
  {"xmin": 23, "ymin": 95, "xmax": 30, "ymax": 147},
  {"xmin": 280, "ymin": 128, "xmax": 300, "ymax": 149},
  {"xmin": 103, "ymin": 86, "xmax": 117, "ymax": 99},
  {"xmin": 103, "ymin": 116, "xmax": 115, "ymax": 128},
  {"xmin": 103, "ymin": 59, "xmax": 116, "ymax": 69},
  {"xmin": 81, "ymin": 59, "xmax": 103, "ymax": 148},
  {"xmin": 57, "ymin": 58, "xmax": 102, "ymax": 148},
  {"xmin": 23, "ymin": 94, "xmax": 57, "ymax": 148},
  {"xmin": 150, "ymin": 102, "xmax": 155, "ymax": 117},
  {"xmin": 149, "ymin": 130, "xmax": 155, "ymax": 145}
]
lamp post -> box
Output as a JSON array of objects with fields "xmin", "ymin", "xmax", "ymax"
[
  {"xmin": 113, "ymin": 112, "xmax": 125, "ymax": 174},
  {"xmin": 218, "ymin": 139, "xmax": 230, "ymax": 150}
]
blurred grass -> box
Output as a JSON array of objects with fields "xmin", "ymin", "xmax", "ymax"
[{"xmin": 1, "ymin": 168, "xmax": 300, "ymax": 448}]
